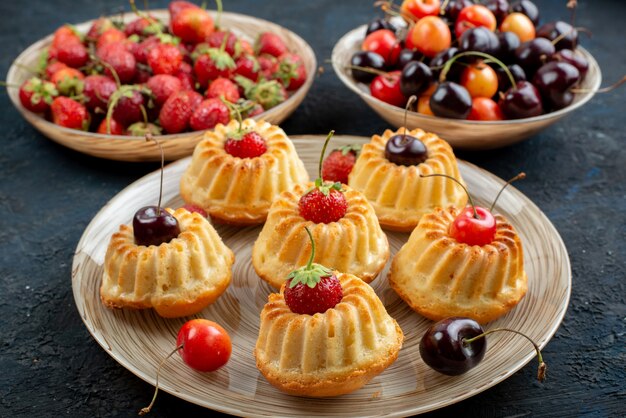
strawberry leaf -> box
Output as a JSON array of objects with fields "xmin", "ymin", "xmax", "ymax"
[
  {"xmin": 338, "ymin": 144, "xmax": 361, "ymax": 156},
  {"xmin": 287, "ymin": 263, "xmax": 333, "ymax": 288}
]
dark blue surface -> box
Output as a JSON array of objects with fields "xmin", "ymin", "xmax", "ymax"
[{"xmin": 1, "ymin": 1, "xmax": 624, "ymax": 417}]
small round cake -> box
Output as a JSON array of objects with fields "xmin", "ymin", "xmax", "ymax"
[
  {"xmin": 348, "ymin": 128, "xmax": 467, "ymax": 232},
  {"xmin": 255, "ymin": 272, "xmax": 404, "ymax": 397},
  {"xmin": 101, "ymin": 208, "xmax": 234, "ymax": 318},
  {"xmin": 180, "ymin": 119, "xmax": 309, "ymax": 225},
  {"xmin": 252, "ymin": 183, "xmax": 389, "ymax": 288},
  {"xmin": 389, "ymin": 206, "xmax": 527, "ymax": 324}
]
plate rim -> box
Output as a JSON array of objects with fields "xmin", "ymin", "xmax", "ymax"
[{"xmin": 71, "ymin": 135, "xmax": 572, "ymax": 417}]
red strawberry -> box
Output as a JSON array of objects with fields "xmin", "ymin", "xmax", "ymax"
[
  {"xmin": 147, "ymin": 43, "xmax": 183, "ymax": 75},
  {"xmin": 239, "ymin": 39, "xmax": 254, "ymax": 56},
  {"xmin": 182, "ymin": 204, "xmax": 207, "ymax": 217},
  {"xmin": 275, "ymin": 53, "xmax": 307, "ymax": 91},
  {"xmin": 207, "ymin": 31, "xmax": 239, "ymax": 57},
  {"xmin": 255, "ymin": 32, "xmax": 287, "ymax": 57},
  {"xmin": 51, "ymin": 26, "xmax": 82, "ymax": 49},
  {"xmin": 159, "ymin": 90, "xmax": 203, "ymax": 133},
  {"xmin": 175, "ymin": 64, "xmax": 195, "ymax": 91},
  {"xmin": 96, "ymin": 117, "xmax": 124, "ymax": 135},
  {"xmin": 189, "ymin": 98, "xmax": 230, "ymax": 131},
  {"xmin": 236, "ymin": 77, "xmax": 287, "ymax": 110},
  {"xmin": 50, "ymin": 97, "xmax": 90, "ymax": 130},
  {"xmin": 234, "ymin": 55, "xmax": 260, "ymax": 81},
  {"xmin": 135, "ymin": 69, "xmax": 152, "ymax": 84},
  {"xmin": 283, "ymin": 227, "xmax": 343, "ymax": 315},
  {"xmin": 299, "ymin": 188, "xmax": 347, "ymax": 224},
  {"xmin": 83, "ymin": 75, "xmax": 117, "ymax": 112},
  {"xmin": 171, "ymin": 7, "xmax": 214, "ymax": 44},
  {"xmin": 205, "ymin": 77, "xmax": 240, "ymax": 103},
  {"xmin": 18, "ymin": 77, "xmax": 58, "ymax": 113},
  {"xmin": 169, "ymin": 1, "xmax": 199, "ymax": 19},
  {"xmin": 44, "ymin": 61, "xmax": 68, "ymax": 80},
  {"xmin": 96, "ymin": 28, "xmax": 127, "ymax": 52},
  {"xmin": 110, "ymin": 87, "xmax": 145, "ymax": 127},
  {"xmin": 193, "ymin": 47, "xmax": 235, "ymax": 88},
  {"xmin": 124, "ymin": 16, "xmax": 162, "ymax": 37},
  {"xmin": 257, "ymin": 54, "xmax": 278, "ymax": 79},
  {"xmin": 321, "ymin": 144, "xmax": 361, "ymax": 184},
  {"xmin": 224, "ymin": 131, "xmax": 268, "ymax": 158},
  {"xmin": 86, "ymin": 17, "xmax": 114, "ymax": 41},
  {"xmin": 132, "ymin": 36, "xmax": 160, "ymax": 64},
  {"xmin": 50, "ymin": 67, "xmax": 85, "ymax": 96},
  {"xmin": 56, "ymin": 39, "xmax": 88, "ymax": 68},
  {"xmin": 97, "ymin": 42, "xmax": 137, "ymax": 84},
  {"xmin": 146, "ymin": 74, "xmax": 182, "ymax": 106},
  {"xmin": 243, "ymin": 102, "xmax": 264, "ymax": 118},
  {"xmin": 298, "ymin": 132, "xmax": 348, "ymax": 223}
]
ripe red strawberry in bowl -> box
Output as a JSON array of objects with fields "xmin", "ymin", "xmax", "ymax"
[
  {"xmin": 83, "ymin": 75, "xmax": 117, "ymax": 112},
  {"xmin": 159, "ymin": 90, "xmax": 203, "ymax": 134},
  {"xmin": 18, "ymin": 77, "xmax": 58, "ymax": 113},
  {"xmin": 283, "ymin": 227, "xmax": 343, "ymax": 315},
  {"xmin": 274, "ymin": 53, "xmax": 307, "ymax": 91},
  {"xmin": 255, "ymin": 32, "xmax": 287, "ymax": 57},
  {"xmin": 321, "ymin": 144, "xmax": 361, "ymax": 184},
  {"xmin": 189, "ymin": 98, "xmax": 230, "ymax": 131},
  {"xmin": 97, "ymin": 42, "xmax": 137, "ymax": 84},
  {"xmin": 193, "ymin": 46, "xmax": 236, "ymax": 88},
  {"xmin": 146, "ymin": 74, "xmax": 183, "ymax": 107},
  {"xmin": 51, "ymin": 97, "xmax": 90, "ymax": 130},
  {"xmin": 171, "ymin": 4, "xmax": 214, "ymax": 44},
  {"xmin": 205, "ymin": 77, "xmax": 240, "ymax": 103},
  {"xmin": 147, "ymin": 42, "xmax": 183, "ymax": 75}
]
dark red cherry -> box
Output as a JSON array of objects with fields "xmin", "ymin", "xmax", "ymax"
[
  {"xmin": 495, "ymin": 63, "xmax": 526, "ymax": 93},
  {"xmin": 400, "ymin": 61, "xmax": 433, "ymax": 97},
  {"xmin": 430, "ymin": 47, "xmax": 462, "ymax": 81},
  {"xmin": 533, "ymin": 61, "xmax": 580, "ymax": 110},
  {"xmin": 384, "ymin": 134, "xmax": 428, "ymax": 166},
  {"xmin": 351, "ymin": 51, "xmax": 386, "ymax": 83},
  {"xmin": 499, "ymin": 80, "xmax": 543, "ymax": 119},
  {"xmin": 483, "ymin": 0, "xmax": 509, "ymax": 24},
  {"xmin": 449, "ymin": 206, "xmax": 496, "ymax": 246},
  {"xmin": 429, "ymin": 82, "xmax": 472, "ymax": 119},
  {"xmin": 536, "ymin": 21, "xmax": 577, "ymax": 51},
  {"xmin": 496, "ymin": 31, "xmax": 521, "ymax": 63},
  {"xmin": 511, "ymin": 0, "xmax": 540, "ymax": 26},
  {"xmin": 552, "ymin": 49, "xmax": 589, "ymax": 78},
  {"xmin": 397, "ymin": 49, "xmax": 424, "ymax": 70},
  {"xmin": 442, "ymin": 0, "xmax": 473, "ymax": 21},
  {"xmin": 515, "ymin": 38, "xmax": 555, "ymax": 77},
  {"xmin": 366, "ymin": 18, "xmax": 397, "ymax": 36},
  {"xmin": 420, "ymin": 317, "xmax": 486, "ymax": 376},
  {"xmin": 133, "ymin": 206, "xmax": 181, "ymax": 246},
  {"xmin": 458, "ymin": 27, "xmax": 500, "ymax": 57}
]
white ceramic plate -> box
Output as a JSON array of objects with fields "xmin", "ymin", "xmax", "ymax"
[{"xmin": 72, "ymin": 135, "xmax": 571, "ymax": 417}]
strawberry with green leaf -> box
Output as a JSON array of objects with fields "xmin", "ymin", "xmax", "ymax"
[
  {"xmin": 18, "ymin": 77, "xmax": 59, "ymax": 113},
  {"xmin": 234, "ymin": 76, "xmax": 287, "ymax": 111},
  {"xmin": 321, "ymin": 144, "xmax": 361, "ymax": 185},
  {"xmin": 283, "ymin": 227, "xmax": 343, "ymax": 315},
  {"xmin": 192, "ymin": 39, "xmax": 236, "ymax": 88}
]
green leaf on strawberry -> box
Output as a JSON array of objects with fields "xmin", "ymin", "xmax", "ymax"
[{"xmin": 286, "ymin": 227, "xmax": 333, "ymax": 289}]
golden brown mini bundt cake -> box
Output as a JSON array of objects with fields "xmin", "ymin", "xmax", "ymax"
[
  {"xmin": 255, "ymin": 272, "xmax": 403, "ymax": 397},
  {"xmin": 388, "ymin": 206, "xmax": 527, "ymax": 324},
  {"xmin": 180, "ymin": 119, "xmax": 309, "ymax": 225},
  {"xmin": 252, "ymin": 183, "xmax": 389, "ymax": 288},
  {"xmin": 348, "ymin": 128, "xmax": 467, "ymax": 232},
  {"xmin": 100, "ymin": 208, "xmax": 234, "ymax": 318}
]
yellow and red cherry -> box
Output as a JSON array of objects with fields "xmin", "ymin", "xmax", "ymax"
[
  {"xmin": 405, "ymin": 16, "xmax": 451, "ymax": 58},
  {"xmin": 455, "ymin": 5, "xmax": 497, "ymax": 38},
  {"xmin": 401, "ymin": 0, "xmax": 441, "ymax": 20},
  {"xmin": 449, "ymin": 206, "xmax": 496, "ymax": 246},
  {"xmin": 500, "ymin": 12, "xmax": 536, "ymax": 43},
  {"xmin": 460, "ymin": 61, "xmax": 499, "ymax": 98},
  {"xmin": 133, "ymin": 135, "xmax": 181, "ymax": 247},
  {"xmin": 468, "ymin": 97, "xmax": 504, "ymax": 121}
]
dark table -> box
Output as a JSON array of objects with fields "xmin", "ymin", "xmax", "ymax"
[{"xmin": 1, "ymin": 0, "xmax": 624, "ymax": 417}]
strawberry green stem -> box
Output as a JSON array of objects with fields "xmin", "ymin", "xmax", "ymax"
[
  {"xmin": 139, "ymin": 344, "xmax": 183, "ymax": 415},
  {"xmin": 215, "ymin": 0, "xmax": 223, "ymax": 29},
  {"xmin": 304, "ymin": 226, "xmax": 315, "ymax": 269},
  {"xmin": 220, "ymin": 98, "xmax": 243, "ymax": 133},
  {"xmin": 440, "ymin": 51, "xmax": 516, "ymax": 89},
  {"xmin": 318, "ymin": 130, "xmax": 336, "ymax": 179},
  {"xmin": 218, "ymin": 26, "xmax": 229, "ymax": 53},
  {"xmin": 0, "ymin": 81, "xmax": 19, "ymax": 88},
  {"xmin": 420, "ymin": 173, "xmax": 478, "ymax": 219},
  {"xmin": 463, "ymin": 328, "xmax": 546, "ymax": 382},
  {"xmin": 489, "ymin": 172, "xmax": 526, "ymax": 213}
]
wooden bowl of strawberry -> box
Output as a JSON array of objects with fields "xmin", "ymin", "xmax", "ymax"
[
  {"xmin": 6, "ymin": 1, "xmax": 316, "ymax": 161},
  {"xmin": 331, "ymin": 0, "xmax": 602, "ymax": 150}
]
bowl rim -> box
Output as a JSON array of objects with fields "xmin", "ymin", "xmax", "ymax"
[
  {"xmin": 331, "ymin": 24, "xmax": 602, "ymax": 126},
  {"xmin": 6, "ymin": 9, "xmax": 317, "ymax": 143}
]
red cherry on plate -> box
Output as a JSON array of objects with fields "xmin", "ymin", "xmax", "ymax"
[
  {"xmin": 370, "ymin": 71, "xmax": 406, "ymax": 107},
  {"xmin": 176, "ymin": 319, "xmax": 232, "ymax": 372},
  {"xmin": 448, "ymin": 206, "xmax": 496, "ymax": 246}
]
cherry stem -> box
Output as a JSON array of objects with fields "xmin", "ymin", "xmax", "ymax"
[
  {"xmin": 146, "ymin": 133, "xmax": 164, "ymax": 215},
  {"xmin": 421, "ymin": 173, "xmax": 478, "ymax": 218},
  {"xmin": 139, "ymin": 344, "xmax": 183, "ymax": 415},
  {"xmin": 344, "ymin": 64, "xmax": 389, "ymax": 78},
  {"xmin": 374, "ymin": 1, "xmax": 416, "ymax": 22},
  {"xmin": 439, "ymin": 0, "xmax": 451, "ymax": 15},
  {"xmin": 570, "ymin": 75, "xmax": 626, "ymax": 94},
  {"xmin": 304, "ymin": 226, "xmax": 315, "ymax": 270},
  {"xmin": 318, "ymin": 130, "xmax": 335, "ymax": 180},
  {"xmin": 567, "ymin": 0, "xmax": 578, "ymax": 27},
  {"xmin": 463, "ymin": 329, "xmax": 546, "ymax": 382},
  {"xmin": 215, "ymin": 0, "xmax": 223, "ymax": 29},
  {"xmin": 403, "ymin": 96, "xmax": 417, "ymax": 136},
  {"xmin": 489, "ymin": 172, "xmax": 526, "ymax": 213},
  {"xmin": 440, "ymin": 51, "xmax": 516, "ymax": 90}
]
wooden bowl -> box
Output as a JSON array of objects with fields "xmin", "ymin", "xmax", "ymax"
[
  {"xmin": 6, "ymin": 10, "xmax": 316, "ymax": 162},
  {"xmin": 332, "ymin": 25, "xmax": 601, "ymax": 150}
]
